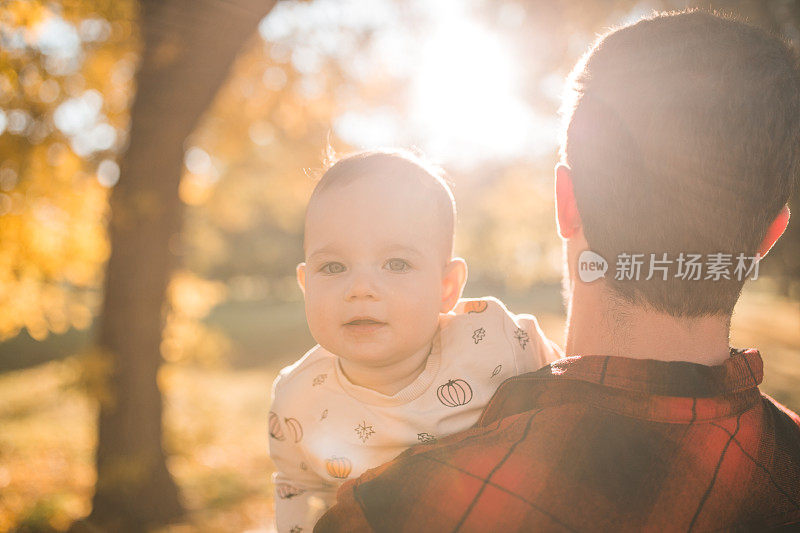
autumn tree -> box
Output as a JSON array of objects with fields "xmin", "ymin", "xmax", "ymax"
[{"xmin": 82, "ymin": 0, "xmax": 276, "ymax": 529}]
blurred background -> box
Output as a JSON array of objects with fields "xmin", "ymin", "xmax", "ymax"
[{"xmin": 0, "ymin": 0, "xmax": 798, "ymax": 531}]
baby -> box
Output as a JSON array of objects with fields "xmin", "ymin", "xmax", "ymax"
[{"xmin": 269, "ymin": 149, "xmax": 561, "ymax": 532}]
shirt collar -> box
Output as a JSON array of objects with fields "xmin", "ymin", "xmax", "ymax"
[{"xmin": 543, "ymin": 348, "xmax": 763, "ymax": 398}]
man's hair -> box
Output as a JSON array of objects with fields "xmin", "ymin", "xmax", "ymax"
[
  {"xmin": 561, "ymin": 10, "xmax": 800, "ymax": 317},
  {"xmin": 306, "ymin": 148, "xmax": 457, "ymax": 259}
]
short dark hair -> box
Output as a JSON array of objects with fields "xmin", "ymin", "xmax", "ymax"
[
  {"xmin": 561, "ymin": 10, "xmax": 800, "ymax": 316},
  {"xmin": 305, "ymin": 148, "xmax": 456, "ymax": 259}
]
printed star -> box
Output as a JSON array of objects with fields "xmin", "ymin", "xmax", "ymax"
[
  {"xmin": 290, "ymin": 526, "xmax": 303, "ymax": 533},
  {"xmin": 472, "ymin": 327, "xmax": 486, "ymax": 344},
  {"xmin": 312, "ymin": 373, "xmax": 327, "ymax": 386},
  {"xmin": 320, "ymin": 409, "xmax": 328, "ymax": 421},
  {"xmin": 355, "ymin": 421, "xmax": 375, "ymax": 442},
  {"xmin": 514, "ymin": 327, "xmax": 529, "ymax": 349}
]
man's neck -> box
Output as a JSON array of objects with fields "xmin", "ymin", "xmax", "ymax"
[{"xmin": 565, "ymin": 282, "xmax": 732, "ymax": 366}]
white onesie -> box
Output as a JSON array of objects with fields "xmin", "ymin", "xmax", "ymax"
[{"xmin": 268, "ymin": 296, "xmax": 561, "ymax": 532}]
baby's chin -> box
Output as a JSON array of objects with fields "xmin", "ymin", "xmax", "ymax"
[
  {"xmin": 335, "ymin": 349, "xmax": 405, "ymax": 368},
  {"xmin": 333, "ymin": 344, "xmax": 423, "ymax": 368}
]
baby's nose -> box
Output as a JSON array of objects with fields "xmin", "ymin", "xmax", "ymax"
[{"xmin": 344, "ymin": 270, "xmax": 379, "ymax": 300}]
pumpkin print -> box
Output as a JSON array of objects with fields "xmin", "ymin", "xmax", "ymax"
[
  {"xmin": 326, "ymin": 456, "xmax": 352, "ymax": 479},
  {"xmin": 437, "ymin": 378, "xmax": 473, "ymax": 407},
  {"xmin": 464, "ymin": 300, "xmax": 488, "ymax": 314},
  {"xmin": 276, "ymin": 483, "xmax": 306, "ymax": 499},
  {"xmin": 284, "ymin": 417, "xmax": 303, "ymax": 443},
  {"xmin": 268, "ymin": 411, "xmax": 285, "ymax": 441},
  {"xmin": 491, "ymin": 364, "xmax": 502, "ymax": 378}
]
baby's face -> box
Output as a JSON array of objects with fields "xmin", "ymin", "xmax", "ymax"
[{"xmin": 299, "ymin": 176, "xmax": 450, "ymax": 369}]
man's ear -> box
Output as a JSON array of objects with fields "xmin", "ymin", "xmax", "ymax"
[
  {"xmin": 555, "ymin": 163, "xmax": 582, "ymax": 239},
  {"xmin": 296, "ymin": 263, "xmax": 306, "ymax": 295},
  {"xmin": 758, "ymin": 204, "xmax": 790, "ymax": 259},
  {"xmin": 440, "ymin": 258, "xmax": 468, "ymax": 313}
]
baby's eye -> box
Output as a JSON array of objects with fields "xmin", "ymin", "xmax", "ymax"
[
  {"xmin": 385, "ymin": 258, "xmax": 411, "ymax": 272},
  {"xmin": 320, "ymin": 262, "xmax": 346, "ymax": 274}
]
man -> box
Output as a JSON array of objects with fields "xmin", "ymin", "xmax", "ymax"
[{"xmin": 315, "ymin": 10, "xmax": 800, "ymax": 531}]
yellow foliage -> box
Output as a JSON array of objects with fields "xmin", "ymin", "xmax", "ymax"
[
  {"xmin": 0, "ymin": 0, "xmax": 136, "ymax": 341},
  {"xmin": 161, "ymin": 271, "xmax": 231, "ymax": 366},
  {"xmin": 179, "ymin": 174, "xmax": 214, "ymax": 206},
  {"xmin": 0, "ymin": 0, "xmax": 46, "ymax": 28},
  {"xmin": 456, "ymin": 162, "xmax": 562, "ymax": 288},
  {"xmin": 168, "ymin": 270, "xmax": 227, "ymax": 320},
  {"xmin": 178, "ymin": 34, "xmax": 348, "ymax": 282}
]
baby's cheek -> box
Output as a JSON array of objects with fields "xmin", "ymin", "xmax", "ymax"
[
  {"xmin": 305, "ymin": 296, "xmax": 335, "ymax": 336},
  {"xmin": 402, "ymin": 294, "xmax": 441, "ymax": 330}
]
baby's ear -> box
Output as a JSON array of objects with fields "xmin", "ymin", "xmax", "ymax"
[
  {"xmin": 296, "ymin": 263, "xmax": 307, "ymax": 295},
  {"xmin": 440, "ymin": 258, "xmax": 467, "ymax": 313}
]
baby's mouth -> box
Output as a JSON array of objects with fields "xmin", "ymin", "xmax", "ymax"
[
  {"xmin": 343, "ymin": 318, "xmax": 386, "ymax": 333},
  {"xmin": 345, "ymin": 318, "xmax": 385, "ymax": 326}
]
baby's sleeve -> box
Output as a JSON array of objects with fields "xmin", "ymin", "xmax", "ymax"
[
  {"xmin": 269, "ymin": 375, "xmax": 338, "ymax": 533},
  {"xmin": 503, "ymin": 310, "xmax": 563, "ymax": 374}
]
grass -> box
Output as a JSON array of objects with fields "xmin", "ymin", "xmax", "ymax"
[
  {"xmin": 0, "ymin": 359, "xmax": 282, "ymax": 533},
  {"xmin": 0, "ymin": 284, "xmax": 797, "ymax": 531}
]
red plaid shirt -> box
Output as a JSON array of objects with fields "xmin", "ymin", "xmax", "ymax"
[{"xmin": 315, "ymin": 349, "xmax": 800, "ymax": 532}]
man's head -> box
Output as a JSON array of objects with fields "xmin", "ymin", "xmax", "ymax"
[
  {"xmin": 557, "ymin": 10, "xmax": 799, "ymax": 317},
  {"xmin": 297, "ymin": 149, "xmax": 466, "ymax": 368}
]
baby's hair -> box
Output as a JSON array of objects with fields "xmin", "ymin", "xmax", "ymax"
[{"xmin": 306, "ymin": 148, "xmax": 457, "ymax": 259}]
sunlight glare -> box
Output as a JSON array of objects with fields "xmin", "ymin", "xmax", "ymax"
[{"xmin": 410, "ymin": 18, "xmax": 535, "ymax": 164}]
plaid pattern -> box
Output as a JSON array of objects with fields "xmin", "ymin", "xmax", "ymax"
[{"xmin": 315, "ymin": 349, "xmax": 800, "ymax": 532}]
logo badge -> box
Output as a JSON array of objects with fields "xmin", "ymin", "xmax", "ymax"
[{"xmin": 578, "ymin": 250, "xmax": 607, "ymax": 282}]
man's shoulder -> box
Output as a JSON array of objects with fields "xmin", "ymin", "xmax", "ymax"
[
  {"xmin": 761, "ymin": 392, "xmax": 800, "ymax": 445},
  {"xmin": 318, "ymin": 384, "xmax": 800, "ymax": 532},
  {"xmin": 315, "ymin": 401, "xmax": 570, "ymax": 531},
  {"xmin": 763, "ymin": 392, "xmax": 800, "ymax": 423}
]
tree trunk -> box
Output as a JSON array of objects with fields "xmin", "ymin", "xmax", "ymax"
[{"xmin": 80, "ymin": 0, "xmax": 276, "ymax": 530}]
